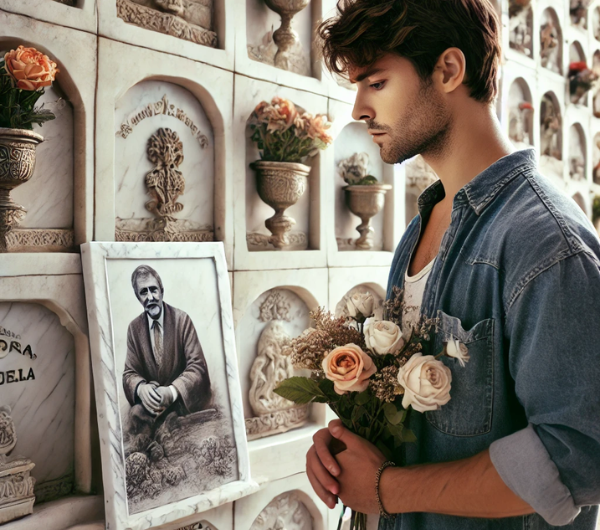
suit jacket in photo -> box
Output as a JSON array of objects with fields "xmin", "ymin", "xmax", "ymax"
[{"xmin": 123, "ymin": 302, "xmax": 211, "ymax": 413}]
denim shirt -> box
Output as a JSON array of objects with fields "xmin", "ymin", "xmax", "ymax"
[{"xmin": 382, "ymin": 149, "xmax": 600, "ymax": 530}]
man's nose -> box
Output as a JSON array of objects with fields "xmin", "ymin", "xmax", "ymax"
[{"xmin": 351, "ymin": 93, "xmax": 373, "ymax": 122}]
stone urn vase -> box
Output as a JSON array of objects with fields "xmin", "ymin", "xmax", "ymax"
[
  {"xmin": 344, "ymin": 184, "xmax": 392, "ymax": 250},
  {"xmin": 263, "ymin": 0, "xmax": 310, "ymax": 71},
  {"xmin": 252, "ymin": 160, "xmax": 310, "ymax": 249},
  {"xmin": 0, "ymin": 128, "xmax": 44, "ymax": 252}
]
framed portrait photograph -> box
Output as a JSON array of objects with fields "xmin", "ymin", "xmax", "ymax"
[{"xmin": 82, "ymin": 242, "xmax": 257, "ymax": 530}]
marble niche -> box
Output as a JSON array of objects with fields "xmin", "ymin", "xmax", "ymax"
[
  {"xmin": 116, "ymin": 0, "xmax": 218, "ymax": 48},
  {"xmin": 569, "ymin": 124, "xmax": 587, "ymax": 181},
  {"xmin": 237, "ymin": 288, "xmax": 311, "ymax": 440},
  {"xmin": 539, "ymin": 92, "xmax": 563, "ymax": 179},
  {"xmin": 0, "ymin": 303, "xmax": 76, "ymax": 514},
  {"xmin": 250, "ymin": 491, "xmax": 313, "ymax": 530},
  {"xmin": 246, "ymin": 0, "xmax": 313, "ymax": 77},
  {"xmin": 2, "ymin": 63, "xmax": 75, "ymax": 253},
  {"xmin": 570, "ymin": 0, "xmax": 591, "ymax": 29},
  {"xmin": 593, "ymin": 132, "xmax": 600, "ymax": 184},
  {"xmin": 508, "ymin": 78, "xmax": 534, "ymax": 150},
  {"xmin": 509, "ymin": 0, "xmax": 533, "ymax": 57},
  {"xmin": 334, "ymin": 123, "xmax": 386, "ymax": 251},
  {"xmin": 403, "ymin": 155, "xmax": 439, "ymax": 226},
  {"xmin": 114, "ymin": 80, "xmax": 215, "ymax": 242},
  {"xmin": 593, "ymin": 51, "xmax": 600, "ymax": 117},
  {"xmin": 569, "ymin": 41, "xmax": 591, "ymax": 106},
  {"xmin": 540, "ymin": 8, "xmax": 562, "ymax": 74},
  {"xmin": 594, "ymin": 6, "xmax": 600, "ymax": 41}
]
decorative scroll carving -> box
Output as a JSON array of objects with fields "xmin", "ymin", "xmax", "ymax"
[
  {"xmin": 176, "ymin": 522, "xmax": 218, "ymax": 530},
  {"xmin": 246, "ymin": 231, "xmax": 308, "ymax": 251},
  {"xmin": 5, "ymin": 229, "xmax": 74, "ymax": 252},
  {"xmin": 259, "ymin": 292, "xmax": 292, "ymax": 323},
  {"xmin": 0, "ymin": 407, "xmax": 35, "ymax": 525},
  {"xmin": 116, "ymin": 94, "xmax": 210, "ymax": 147},
  {"xmin": 250, "ymin": 491, "xmax": 314, "ymax": 530},
  {"xmin": 116, "ymin": 218, "xmax": 214, "ymax": 242},
  {"xmin": 245, "ymin": 407, "xmax": 310, "ymax": 441},
  {"xmin": 116, "ymin": 0, "xmax": 217, "ymax": 48}
]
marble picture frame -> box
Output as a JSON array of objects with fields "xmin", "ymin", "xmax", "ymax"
[{"xmin": 81, "ymin": 242, "xmax": 257, "ymax": 530}]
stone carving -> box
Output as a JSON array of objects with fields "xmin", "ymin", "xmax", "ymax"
[
  {"xmin": 34, "ymin": 475, "xmax": 73, "ymax": 504},
  {"xmin": 261, "ymin": 0, "xmax": 311, "ymax": 74},
  {"xmin": 248, "ymin": 30, "xmax": 311, "ymax": 77},
  {"xmin": 540, "ymin": 95, "xmax": 561, "ymax": 160},
  {"xmin": 5, "ymin": 229, "xmax": 74, "ymax": 252},
  {"xmin": 338, "ymin": 152, "xmax": 370, "ymax": 185},
  {"xmin": 509, "ymin": 101, "xmax": 533, "ymax": 148},
  {"xmin": 250, "ymin": 491, "xmax": 313, "ymax": 530},
  {"xmin": 0, "ymin": 407, "xmax": 35, "ymax": 525},
  {"xmin": 540, "ymin": 18, "xmax": 560, "ymax": 72},
  {"xmin": 247, "ymin": 231, "xmax": 308, "ymax": 251},
  {"xmin": 509, "ymin": 0, "xmax": 532, "ymax": 57},
  {"xmin": 117, "ymin": 94, "xmax": 210, "ymax": 147},
  {"xmin": 259, "ymin": 291, "xmax": 293, "ymax": 323},
  {"xmin": 116, "ymin": 0, "xmax": 217, "ymax": 48},
  {"xmin": 405, "ymin": 155, "xmax": 439, "ymax": 192},
  {"xmin": 246, "ymin": 322, "xmax": 309, "ymax": 440},
  {"xmin": 115, "ymin": 127, "xmax": 214, "ymax": 242}
]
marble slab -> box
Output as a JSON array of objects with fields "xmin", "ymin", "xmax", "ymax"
[
  {"xmin": 233, "ymin": 75, "xmax": 328, "ymax": 270},
  {"xmin": 0, "ymin": 12, "xmax": 97, "ymax": 245},
  {"xmin": 94, "ymin": 38, "xmax": 234, "ymax": 266},
  {"xmin": 0, "ymin": 0, "xmax": 97, "ymax": 33},
  {"xmin": 81, "ymin": 242, "xmax": 258, "ymax": 530}
]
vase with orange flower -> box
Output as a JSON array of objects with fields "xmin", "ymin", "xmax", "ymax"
[
  {"xmin": 249, "ymin": 96, "xmax": 332, "ymax": 249},
  {"xmin": 0, "ymin": 45, "xmax": 59, "ymax": 251}
]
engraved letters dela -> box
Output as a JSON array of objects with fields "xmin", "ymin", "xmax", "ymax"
[{"xmin": 0, "ymin": 327, "xmax": 36, "ymax": 385}]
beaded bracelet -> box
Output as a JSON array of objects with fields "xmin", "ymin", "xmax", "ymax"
[{"xmin": 375, "ymin": 460, "xmax": 396, "ymax": 518}]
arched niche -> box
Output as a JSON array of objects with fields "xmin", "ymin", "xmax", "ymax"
[
  {"xmin": 592, "ymin": 132, "xmax": 600, "ymax": 184},
  {"xmin": 539, "ymin": 91, "xmax": 563, "ymax": 179},
  {"xmin": 334, "ymin": 122, "xmax": 387, "ymax": 251},
  {"xmin": 569, "ymin": 123, "xmax": 587, "ymax": 181},
  {"xmin": 595, "ymin": 6, "xmax": 600, "ymax": 40},
  {"xmin": 334, "ymin": 284, "xmax": 385, "ymax": 319},
  {"xmin": 0, "ymin": 301, "xmax": 78, "ymax": 505},
  {"xmin": 246, "ymin": 0, "xmax": 315, "ymax": 78},
  {"xmin": 509, "ymin": 0, "xmax": 533, "ymax": 57},
  {"xmin": 0, "ymin": 38, "xmax": 82, "ymax": 252},
  {"xmin": 569, "ymin": 41, "xmax": 591, "ymax": 105},
  {"xmin": 508, "ymin": 78, "xmax": 534, "ymax": 148},
  {"xmin": 540, "ymin": 8, "xmax": 563, "ymax": 74},
  {"xmin": 570, "ymin": 0, "xmax": 589, "ymax": 28},
  {"xmin": 250, "ymin": 490, "xmax": 322, "ymax": 530},
  {"xmin": 113, "ymin": 79, "xmax": 216, "ymax": 243},
  {"xmin": 593, "ymin": 50, "xmax": 600, "ymax": 117},
  {"xmin": 572, "ymin": 192, "xmax": 587, "ymax": 213},
  {"xmin": 235, "ymin": 287, "xmax": 314, "ymax": 428},
  {"xmin": 244, "ymin": 101, "xmax": 316, "ymax": 252}
]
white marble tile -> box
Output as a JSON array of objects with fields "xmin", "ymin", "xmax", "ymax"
[
  {"xmin": 114, "ymin": 81, "xmax": 214, "ymax": 230},
  {"xmin": 0, "ymin": 0, "xmax": 97, "ymax": 33},
  {"xmin": 81, "ymin": 242, "xmax": 258, "ymax": 530}
]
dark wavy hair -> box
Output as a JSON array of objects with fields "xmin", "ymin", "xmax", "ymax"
[{"xmin": 318, "ymin": 0, "xmax": 501, "ymax": 103}]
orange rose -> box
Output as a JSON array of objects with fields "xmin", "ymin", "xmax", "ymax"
[
  {"xmin": 4, "ymin": 45, "xmax": 59, "ymax": 91},
  {"xmin": 322, "ymin": 343, "xmax": 377, "ymax": 395}
]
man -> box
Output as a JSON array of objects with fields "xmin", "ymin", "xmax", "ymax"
[
  {"xmin": 307, "ymin": 1, "xmax": 600, "ymax": 529},
  {"xmin": 123, "ymin": 265, "xmax": 211, "ymax": 456}
]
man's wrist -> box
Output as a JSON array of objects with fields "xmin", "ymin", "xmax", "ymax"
[{"xmin": 379, "ymin": 465, "xmax": 405, "ymax": 514}]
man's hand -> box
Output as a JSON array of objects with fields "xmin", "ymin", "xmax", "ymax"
[
  {"xmin": 154, "ymin": 386, "xmax": 175, "ymax": 409},
  {"xmin": 306, "ymin": 426, "xmax": 341, "ymax": 509},
  {"xmin": 138, "ymin": 383, "xmax": 162, "ymax": 415}
]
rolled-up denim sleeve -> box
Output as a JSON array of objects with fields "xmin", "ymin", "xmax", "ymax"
[{"xmin": 489, "ymin": 251, "xmax": 600, "ymax": 526}]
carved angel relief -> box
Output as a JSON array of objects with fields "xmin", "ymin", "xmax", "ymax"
[{"xmin": 250, "ymin": 492, "xmax": 314, "ymax": 530}]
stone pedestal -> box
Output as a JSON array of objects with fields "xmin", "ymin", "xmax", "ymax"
[{"xmin": 0, "ymin": 457, "xmax": 36, "ymax": 524}]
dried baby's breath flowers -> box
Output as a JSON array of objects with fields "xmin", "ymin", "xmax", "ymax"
[{"xmin": 369, "ymin": 365, "xmax": 403, "ymax": 403}]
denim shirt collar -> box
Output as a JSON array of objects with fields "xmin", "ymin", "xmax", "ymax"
[{"xmin": 417, "ymin": 148, "xmax": 537, "ymax": 216}]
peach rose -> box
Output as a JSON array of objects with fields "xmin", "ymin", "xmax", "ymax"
[
  {"xmin": 322, "ymin": 343, "xmax": 377, "ymax": 395},
  {"xmin": 4, "ymin": 46, "xmax": 58, "ymax": 91}
]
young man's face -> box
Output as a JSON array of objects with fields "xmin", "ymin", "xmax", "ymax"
[
  {"xmin": 135, "ymin": 275, "xmax": 164, "ymax": 320},
  {"xmin": 349, "ymin": 53, "xmax": 452, "ymax": 164}
]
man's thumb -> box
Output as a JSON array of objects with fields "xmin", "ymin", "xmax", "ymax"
[{"xmin": 328, "ymin": 419, "xmax": 359, "ymax": 447}]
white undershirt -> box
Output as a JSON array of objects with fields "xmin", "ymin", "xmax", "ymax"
[{"xmin": 402, "ymin": 258, "xmax": 435, "ymax": 335}]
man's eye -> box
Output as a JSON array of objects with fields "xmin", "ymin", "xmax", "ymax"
[{"xmin": 370, "ymin": 81, "xmax": 386, "ymax": 90}]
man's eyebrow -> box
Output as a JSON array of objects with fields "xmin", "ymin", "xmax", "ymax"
[{"xmin": 351, "ymin": 67, "xmax": 385, "ymax": 83}]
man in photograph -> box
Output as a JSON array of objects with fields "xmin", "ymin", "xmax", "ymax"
[
  {"xmin": 123, "ymin": 264, "xmax": 212, "ymax": 456},
  {"xmin": 306, "ymin": 1, "xmax": 600, "ymax": 529}
]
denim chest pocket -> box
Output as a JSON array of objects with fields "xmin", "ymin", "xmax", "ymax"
[{"xmin": 425, "ymin": 310, "xmax": 495, "ymax": 436}]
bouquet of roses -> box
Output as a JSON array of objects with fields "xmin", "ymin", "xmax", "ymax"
[
  {"xmin": 0, "ymin": 45, "xmax": 59, "ymax": 129},
  {"xmin": 248, "ymin": 96, "xmax": 333, "ymax": 163},
  {"xmin": 274, "ymin": 287, "xmax": 470, "ymax": 530}
]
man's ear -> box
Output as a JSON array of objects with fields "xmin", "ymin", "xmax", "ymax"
[{"xmin": 433, "ymin": 47, "xmax": 466, "ymax": 94}]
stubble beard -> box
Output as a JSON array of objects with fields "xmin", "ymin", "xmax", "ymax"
[{"xmin": 376, "ymin": 79, "xmax": 452, "ymax": 165}]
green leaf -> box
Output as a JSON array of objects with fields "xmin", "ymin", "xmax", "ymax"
[
  {"xmin": 354, "ymin": 389, "xmax": 371, "ymax": 406},
  {"xmin": 384, "ymin": 403, "xmax": 406, "ymax": 425},
  {"xmin": 403, "ymin": 428, "xmax": 417, "ymax": 443},
  {"xmin": 351, "ymin": 405, "xmax": 366, "ymax": 423},
  {"xmin": 274, "ymin": 377, "xmax": 325, "ymax": 405}
]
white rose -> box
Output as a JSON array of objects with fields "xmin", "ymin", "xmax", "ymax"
[
  {"xmin": 397, "ymin": 353, "xmax": 452, "ymax": 413},
  {"xmin": 345, "ymin": 291, "xmax": 375, "ymax": 319},
  {"xmin": 364, "ymin": 319, "xmax": 405, "ymax": 355},
  {"xmin": 445, "ymin": 337, "xmax": 470, "ymax": 367}
]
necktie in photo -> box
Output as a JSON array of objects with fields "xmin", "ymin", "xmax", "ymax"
[{"xmin": 152, "ymin": 320, "xmax": 163, "ymax": 366}]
